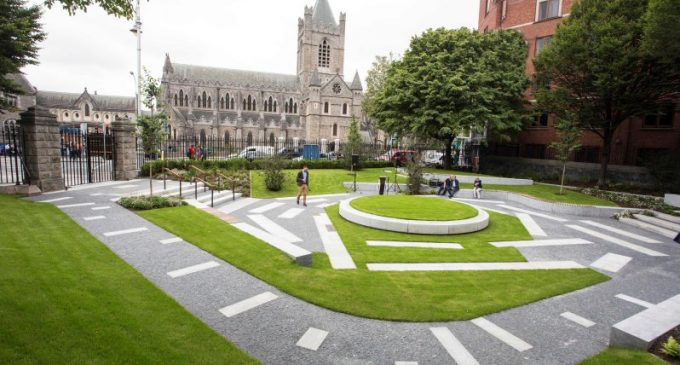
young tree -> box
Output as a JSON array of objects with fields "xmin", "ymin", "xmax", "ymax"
[
  {"xmin": 137, "ymin": 67, "xmax": 167, "ymax": 156},
  {"xmin": 534, "ymin": 0, "xmax": 680, "ymax": 186},
  {"xmin": 344, "ymin": 115, "xmax": 363, "ymax": 170},
  {"xmin": 139, "ymin": 67, "xmax": 161, "ymax": 114},
  {"xmin": 363, "ymin": 53, "xmax": 395, "ymax": 141},
  {"xmin": 549, "ymin": 114, "xmax": 582, "ymax": 194},
  {"xmin": 0, "ymin": 1, "xmax": 45, "ymax": 109},
  {"xmin": 371, "ymin": 28, "xmax": 529, "ymax": 169}
]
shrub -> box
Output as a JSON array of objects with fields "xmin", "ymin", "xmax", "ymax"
[
  {"xmin": 118, "ymin": 196, "xmax": 186, "ymax": 210},
  {"xmin": 662, "ymin": 336, "xmax": 680, "ymax": 358},
  {"xmin": 262, "ymin": 158, "xmax": 285, "ymax": 192}
]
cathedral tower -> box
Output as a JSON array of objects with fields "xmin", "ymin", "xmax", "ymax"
[{"xmin": 297, "ymin": 0, "xmax": 346, "ymax": 88}]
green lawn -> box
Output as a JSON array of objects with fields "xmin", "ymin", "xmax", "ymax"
[
  {"xmin": 350, "ymin": 195, "xmax": 478, "ymax": 221},
  {"xmin": 250, "ymin": 168, "xmax": 406, "ymax": 198},
  {"xmin": 0, "ymin": 195, "xmax": 258, "ymax": 365},
  {"xmin": 141, "ymin": 205, "xmax": 608, "ymax": 321},
  {"xmin": 250, "ymin": 168, "xmax": 616, "ymax": 206},
  {"xmin": 579, "ymin": 348, "xmax": 667, "ymax": 365}
]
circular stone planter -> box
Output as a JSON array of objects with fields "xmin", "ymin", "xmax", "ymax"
[{"xmin": 339, "ymin": 196, "xmax": 489, "ymax": 235}]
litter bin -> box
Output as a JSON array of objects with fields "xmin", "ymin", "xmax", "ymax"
[{"xmin": 379, "ymin": 176, "xmax": 387, "ymax": 195}]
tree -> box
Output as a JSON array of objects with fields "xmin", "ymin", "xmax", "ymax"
[
  {"xmin": 137, "ymin": 67, "xmax": 167, "ymax": 156},
  {"xmin": 363, "ymin": 54, "xmax": 395, "ymax": 141},
  {"xmin": 371, "ymin": 28, "xmax": 529, "ymax": 169},
  {"xmin": 140, "ymin": 67, "xmax": 161, "ymax": 114},
  {"xmin": 534, "ymin": 0, "xmax": 680, "ymax": 186},
  {"xmin": 44, "ymin": 0, "xmax": 135, "ymax": 19},
  {"xmin": 0, "ymin": 0, "xmax": 45, "ymax": 109},
  {"xmin": 549, "ymin": 114, "xmax": 582, "ymax": 194},
  {"xmin": 642, "ymin": 0, "xmax": 680, "ymax": 66},
  {"xmin": 344, "ymin": 115, "xmax": 362, "ymax": 170}
]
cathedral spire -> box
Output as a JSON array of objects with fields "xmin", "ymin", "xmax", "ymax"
[
  {"xmin": 312, "ymin": 0, "xmax": 337, "ymax": 28},
  {"xmin": 350, "ymin": 70, "xmax": 363, "ymax": 90},
  {"xmin": 163, "ymin": 53, "xmax": 174, "ymax": 75}
]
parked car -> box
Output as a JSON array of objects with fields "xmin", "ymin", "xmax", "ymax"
[
  {"xmin": 237, "ymin": 146, "xmax": 275, "ymax": 161},
  {"xmin": 377, "ymin": 150, "xmax": 417, "ymax": 165},
  {"xmin": 277, "ymin": 146, "xmax": 303, "ymax": 159},
  {"xmin": 421, "ymin": 150, "xmax": 444, "ymax": 166}
]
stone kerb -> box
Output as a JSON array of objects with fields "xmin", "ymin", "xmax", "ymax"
[
  {"xmin": 610, "ymin": 294, "xmax": 680, "ymax": 350},
  {"xmin": 423, "ymin": 173, "xmax": 534, "ymax": 186},
  {"xmin": 18, "ymin": 106, "xmax": 65, "ymax": 193},
  {"xmin": 111, "ymin": 118, "xmax": 138, "ymax": 181},
  {"xmin": 339, "ymin": 197, "xmax": 489, "ymax": 235}
]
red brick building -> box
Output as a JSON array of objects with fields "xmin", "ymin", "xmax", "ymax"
[{"xmin": 478, "ymin": 0, "xmax": 679, "ymax": 166}]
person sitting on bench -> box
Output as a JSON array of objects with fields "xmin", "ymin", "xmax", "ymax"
[
  {"xmin": 438, "ymin": 176, "xmax": 453, "ymax": 196},
  {"xmin": 473, "ymin": 177, "xmax": 483, "ymax": 199}
]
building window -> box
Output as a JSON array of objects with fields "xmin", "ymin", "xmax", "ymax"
[
  {"xmin": 643, "ymin": 103, "xmax": 675, "ymax": 128},
  {"xmin": 535, "ymin": 36, "xmax": 553, "ymax": 56},
  {"xmin": 220, "ymin": 97, "xmax": 224, "ymax": 109},
  {"xmin": 247, "ymin": 95, "xmax": 252, "ymax": 111},
  {"xmin": 575, "ymin": 146, "xmax": 600, "ymax": 163},
  {"xmin": 225, "ymin": 93, "xmax": 230, "ymax": 109},
  {"xmin": 75, "ymin": 113, "xmax": 79, "ymax": 118},
  {"xmin": 531, "ymin": 113, "xmax": 549, "ymax": 128},
  {"xmin": 268, "ymin": 96, "xmax": 273, "ymax": 112},
  {"xmin": 243, "ymin": 99, "xmax": 247, "ymax": 110},
  {"xmin": 332, "ymin": 123, "xmax": 338, "ymax": 136},
  {"xmin": 318, "ymin": 39, "xmax": 331, "ymax": 68},
  {"xmin": 207, "ymin": 96, "xmax": 211, "ymax": 109},
  {"xmin": 95, "ymin": 113, "xmax": 99, "ymax": 120},
  {"xmin": 202, "ymin": 92, "xmax": 207, "ymax": 108},
  {"xmin": 285, "ymin": 102, "xmax": 289, "ymax": 113},
  {"xmin": 523, "ymin": 144, "xmax": 546, "ymax": 159},
  {"xmin": 174, "ymin": 94, "xmax": 178, "ymax": 106},
  {"xmin": 179, "ymin": 90, "xmax": 184, "ymax": 106},
  {"xmin": 230, "ymin": 98, "xmax": 234, "ymax": 110},
  {"xmin": 105, "ymin": 114, "xmax": 109, "ymax": 120},
  {"xmin": 247, "ymin": 132, "xmax": 253, "ymax": 145},
  {"xmin": 324, "ymin": 102, "xmax": 329, "ymax": 114},
  {"xmin": 197, "ymin": 94, "xmax": 201, "ymax": 108},
  {"xmin": 485, "ymin": 0, "xmax": 492, "ymax": 14},
  {"xmin": 342, "ymin": 103, "xmax": 348, "ymax": 115},
  {"xmin": 294, "ymin": 103, "xmax": 298, "ymax": 114},
  {"xmin": 253, "ymin": 100, "xmax": 257, "ymax": 111},
  {"xmin": 185, "ymin": 95, "xmax": 188, "ymax": 106},
  {"xmin": 537, "ymin": 0, "xmax": 560, "ymax": 21},
  {"xmin": 84, "ymin": 104, "xmax": 90, "ymax": 117},
  {"xmin": 273, "ymin": 100, "xmax": 277, "ymax": 113},
  {"xmin": 264, "ymin": 100, "xmax": 269, "ymax": 112}
]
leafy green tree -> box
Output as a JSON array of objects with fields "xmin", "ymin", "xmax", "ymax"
[
  {"xmin": 137, "ymin": 68, "xmax": 167, "ymax": 156},
  {"xmin": 140, "ymin": 67, "xmax": 161, "ymax": 114},
  {"xmin": 363, "ymin": 53, "xmax": 395, "ymax": 140},
  {"xmin": 534, "ymin": 0, "xmax": 680, "ymax": 186},
  {"xmin": 549, "ymin": 114, "xmax": 582, "ymax": 194},
  {"xmin": 344, "ymin": 115, "xmax": 363, "ymax": 170},
  {"xmin": 371, "ymin": 28, "xmax": 529, "ymax": 169},
  {"xmin": 642, "ymin": 0, "xmax": 680, "ymax": 66},
  {"xmin": 0, "ymin": 0, "xmax": 45, "ymax": 109},
  {"xmin": 44, "ymin": 0, "xmax": 135, "ymax": 19}
]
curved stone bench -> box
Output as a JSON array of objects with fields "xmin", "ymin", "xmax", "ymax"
[{"xmin": 339, "ymin": 197, "xmax": 489, "ymax": 235}]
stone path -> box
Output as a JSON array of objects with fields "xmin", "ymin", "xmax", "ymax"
[{"xmin": 30, "ymin": 180, "xmax": 680, "ymax": 365}]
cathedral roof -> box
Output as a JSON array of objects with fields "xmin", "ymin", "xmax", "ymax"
[
  {"xmin": 36, "ymin": 89, "xmax": 135, "ymax": 111},
  {"xmin": 350, "ymin": 71, "xmax": 363, "ymax": 90},
  {"xmin": 312, "ymin": 0, "xmax": 337, "ymax": 29},
  {"xmin": 170, "ymin": 63, "xmax": 299, "ymax": 91}
]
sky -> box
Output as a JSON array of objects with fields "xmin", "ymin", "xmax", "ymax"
[{"xmin": 23, "ymin": 0, "xmax": 479, "ymax": 97}]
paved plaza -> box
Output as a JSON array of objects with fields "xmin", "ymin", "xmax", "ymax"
[{"xmin": 30, "ymin": 180, "xmax": 680, "ymax": 365}]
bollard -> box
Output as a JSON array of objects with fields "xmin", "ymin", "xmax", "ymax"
[{"xmin": 379, "ymin": 176, "xmax": 387, "ymax": 195}]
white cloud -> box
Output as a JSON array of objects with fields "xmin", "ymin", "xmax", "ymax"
[{"xmin": 23, "ymin": 0, "xmax": 479, "ymax": 96}]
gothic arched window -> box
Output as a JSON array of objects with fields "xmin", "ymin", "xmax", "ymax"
[
  {"xmin": 207, "ymin": 96, "xmax": 212, "ymax": 109},
  {"xmin": 318, "ymin": 39, "xmax": 330, "ymax": 68},
  {"xmin": 253, "ymin": 100, "xmax": 257, "ymax": 111},
  {"xmin": 243, "ymin": 99, "xmax": 247, "ymax": 110},
  {"xmin": 285, "ymin": 102, "xmax": 289, "ymax": 113},
  {"xmin": 84, "ymin": 104, "xmax": 90, "ymax": 117},
  {"xmin": 273, "ymin": 100, "xmax": 277, "ymax": 113},
  {"xmin": 332, "ymin": 123, "xmax": 338, "ymax": 136},
  {"xmin": 225, "ymin": 93, "xmax": 230, "ymax": 109},
  {"xmin": 197, "ymin": 95, "xmax": 202, "ymax": 108},
  {"xmin": 184, "ymin": 95, "xmax": 188, "ymax": 107},
  {"xmin": 324, "ymin": 102, "xmax": 329, "ymax": 114},
  {"xmin": 174, "ymin": 94, "xmax": 178, "ymax": 106},
  {"xmin": 220, "ymin": 97, "xmax": 224, "ymax": 109},
  {"xmin": 263, "ymin": 100, "xmax": 268, "ymax": 112},
  {"xmin": 179, "ymin": 90, "xmax": 184, "ymax": 106},
  {"xmin": 202, "ymin": 92, "xmax": 207, "ymax": 108},
  {"xmin": 268, "ymin": 96, "xmax": 273, "ymax": 112},
  {"xmin": 294, "ymin": 103, "xmax": 298, "ymax": 114},
  {"xmin": 230, "ymin": 98, "xmax": 234, "ymax": 110},
  {"xmin": 247, "ymin": 95, "xmax": 252, "ymax": 111},
  {"xmin": 342, "ymin": 103, "xmax": 348, "ymax": 115}
]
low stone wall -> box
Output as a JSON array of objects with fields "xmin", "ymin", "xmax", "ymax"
[
  {"xmin": 345, "ymin": 182, "xmax": 635, "ymax": 218},
  {"xmin": 481, "ymin": 156, "xmax": 654, "ymax": 187},
  {"xmin": 423, "ymin": 172, "xmax": 533, "ymax": 186},
  {"xmin": 665, "ymin": 194, "xmax": 680, "ymax": 208}
]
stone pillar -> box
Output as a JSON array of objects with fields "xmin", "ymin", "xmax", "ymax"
[
  {"xmin": 18, "ymin": 106, "xmax": 65, "ymax": 192},
  {"xmin": 111, "ymin": 118, "xmax": 138, "ymax": 181}
]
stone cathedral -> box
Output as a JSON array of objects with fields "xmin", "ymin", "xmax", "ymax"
[{"xmin": 160, "ymin": 0, "xmax": 364, "ymax": 145}]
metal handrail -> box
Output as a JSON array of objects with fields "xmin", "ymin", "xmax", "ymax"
[
  {"xmin": 193, "ymin": 176, "xmax": 217, "ymax": 207},
  {"xmin": 162, "ymin": 168, "xmax": 184, "ymax": 198}
]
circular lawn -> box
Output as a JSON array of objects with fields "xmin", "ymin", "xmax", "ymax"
[{"xmin": 349, "ymin": 195, "xmax": 478, "ymax": 221}]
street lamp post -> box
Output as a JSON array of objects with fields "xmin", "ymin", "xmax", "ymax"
[{"xmin": 130, "ymin": 0, "xmax": 142, "ymax": 119}]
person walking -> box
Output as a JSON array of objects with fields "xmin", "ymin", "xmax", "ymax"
[
  {"xmin": 473, "ymin": 177, "xmax": 483, "ymax": 199},
  {"xmin": 296, "ymin": 165, "xmax": 310, "ymax": 207}
]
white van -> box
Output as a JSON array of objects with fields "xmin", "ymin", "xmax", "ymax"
[{"xmin": 237, "ymin": 146, "xmax": 275, "ymax": 160}]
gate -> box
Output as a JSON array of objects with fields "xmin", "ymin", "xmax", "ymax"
[
  {"xmin": 0, "ymin": 121, "xmax": 29, "ymax": 185},
  {"xmin": 60, "ymin": 128, "xmax": 115, "ymax": 187}
]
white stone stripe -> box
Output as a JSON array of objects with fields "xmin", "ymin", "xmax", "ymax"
[
  {"xmin": 314, "ymin": 214, "xmax": 357, "ymax": 269},
  {"xmin": 316, "ymin": 202, "xmax": 338, "ymax": 209},
  {"xmin": 38, "ymin": 197, "xmax": 72, "ymax": 203},
  {"xmin": 367, "ymin": 241, "xmax": 463, "ymax": 250},
  {"xmin": 92, "ymin": 206, "xmax": 111, "ymax": 211},
  {"xmin": 580, "ymin": 220, "xmax": 662, "ymax": 244},
  {"xmin": 103, "ymin": 227, "xmax": 148, "ymax": 237},
  {"xmin": 219, "ymin": 198, "xmax": 259, "ymax": 214},
  {"xmin": 470, "ymin": 318, "xmax": 532, "ymax": 352},
  {"xmin": 367, "ymin": 261, "xmax": 584, "ymax": 272},
  {"xmin": 515, "ymin": 213, "xmax": 547, "ymax": 237},
  {"xmin": 615, "ymin": 294, "xmax": 654, "ymax": 308},
  {"xmin": 232, "ymin": 223, "xmax": 311, "ymax": 259},
  {"xmin": 278, "ymin": 208, "xmax": 304, "ymax": 219},
  {"xmin": 167, "ymin": 261, "xmax": 220, "ymax": 278},
  {"xmin": 295, "ymin": 327, "xmax": 329, "ymax": 351},
  {"xmin": 218, "ymin": 291, "xmax": 278, "ymax": 318},
  {"xmin": 455, "ymin": 198, "xmax": 506, "ymax": 204},
  {"xmin": 276, "ymin": 193, "xmax": 347, "ymax": 201},
  {"xmin": 567, "ymin": 225, "xmax": 667, "ymax": 257},
  {"xmin": 160, "ymin": 237, "xmax": 183, "ymax": 245},
  {"xmin": 490, "ymin": 238, "xmax": 592, "ymax": 248},
  {"xmin": 57, "ymin": 202, "xmax": 96, "ymax": 208},
  {"xmin": 561, "ymin": 312, "xmax": 596, "ymax": 328},
  {"xmin": 497, "ymin": 205, "xmax": 568, "ymax": 222},
  {"xmin": 479, "ymin": 206, "xmax": 511, "ymax": 215},
  {"xmin": 590, "ymin": 253, "xmax": 632, "ymax": 273},
  {"xmin": 305, "ymin": 198, "xmax": 328, "ymax": 204},
  {"xmin": 430, "ymin": 327, "xmax": 479, "ymax": 365},
  {"xmin": 248, "ymin": 214, "xmax": 302, "ymax": 243},
  {"xmin": 249, "ymin": 202, "xmax": 285, "ymax": 214},
  {"xmin": 83, "ymin": 216, "xmax": 106, "ymax": 221}
]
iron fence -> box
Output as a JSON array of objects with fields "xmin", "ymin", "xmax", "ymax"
[
  {"xmin": 0, "ymin": 121, "xmax": 29, "ymax": 185},
  {"xmin": 60, "ymin": 129, "xmax": 115, "ymax": 187}
]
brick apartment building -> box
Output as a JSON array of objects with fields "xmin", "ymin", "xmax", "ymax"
[{"xmin": 478, "ymin": 0, "xmax": 679, "ymax": 167}]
